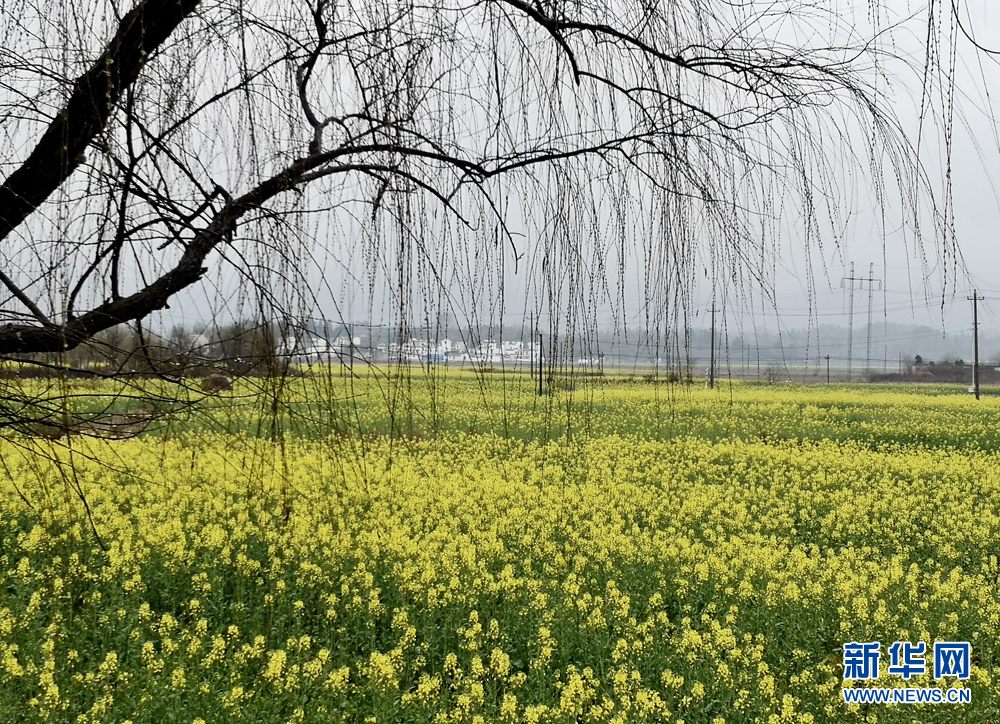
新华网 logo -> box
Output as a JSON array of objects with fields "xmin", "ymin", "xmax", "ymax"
[{"xmin": 841, "ymin": 641, "xmax": 971, "ymax": 705}]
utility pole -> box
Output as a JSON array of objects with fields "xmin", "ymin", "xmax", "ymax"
[
  {"xmin": 709, "ymin": 300, "xmax": 716, "ymax": 389},
  {"xmin": 825, "ymin": 355, "xmax": 830, "ymax": 384},
  {"xmin": 969, "ymin": 290, "xmax": 984, "ymax": 400},
  {"xmin": 538, "ymin": 331, "xmax": 544, "ymax": 396},
  {"xmin": 840, "ymin": 263, "xmax": 882, "ymax": 380},
  {"xmin": 866, "ymin": 262, "xmax": 875, "ymax": 371},
  {"xmin": 550, "ymin": 331, "xmax": 556, "ymax": 392},
  {"xmin": 529, "ymin": 312, "xmax": 534, "ymax": 382},
  {"xmin": 843, "ymin": 262, "xmax": 854, "ymax": 380}
]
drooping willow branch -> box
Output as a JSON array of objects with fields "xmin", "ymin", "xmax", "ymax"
[{"xmin": 0, "ymin": 0, "xmax": 958, "ymax": 366}]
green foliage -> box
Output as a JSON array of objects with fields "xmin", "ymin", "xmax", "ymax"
[{"xmin": 0, "ymin": 374, "xmax": 997, "ymax": 722}]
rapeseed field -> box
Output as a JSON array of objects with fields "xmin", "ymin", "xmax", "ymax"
[{"xmin": 1, "ymin": 374, "xmax": 998, "ymax": 722}]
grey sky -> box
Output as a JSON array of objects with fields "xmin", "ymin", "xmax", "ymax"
[{"xmin": 5, "ymin": 0, "xmax": 998, "ymax": 358}]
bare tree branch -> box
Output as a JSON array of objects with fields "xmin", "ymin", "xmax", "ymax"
[
  {"xmin": 0, "ymin": 0, "xmax": 200, "ymax": 243},
  {"xmin": 0, "ymin": 0, "xmax": 967, "ymax": 431}
]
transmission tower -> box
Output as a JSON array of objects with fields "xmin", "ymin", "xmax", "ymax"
[
  {"xmin": 865, "ymin": 263, "xmax": 882, "ymax": 371},
  {"xmin": 841, "ymin": 263, "xmax": 882, "ymax": 380}
]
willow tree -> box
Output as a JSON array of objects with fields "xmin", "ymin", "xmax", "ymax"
[{"xmin": 0, "ymin": 0, "xmax": 965, "ymax": 430}]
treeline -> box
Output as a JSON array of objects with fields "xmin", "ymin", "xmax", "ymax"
[
  {"xmin": 1, "ymin": 322, "xmax": 290, "ymax": 379},
  {"xmin": 870, "ymin": 356, "xmax": 998, "ymax": 385}
]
